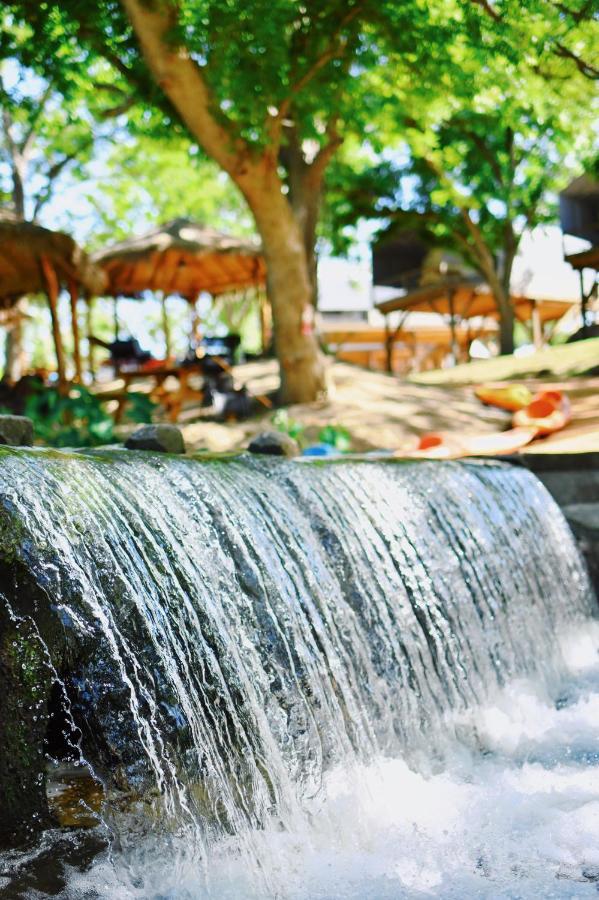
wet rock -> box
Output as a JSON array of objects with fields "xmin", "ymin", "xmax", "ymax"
[
  {"xmin": 247, "ymin": 431, "xmax": 299, "ymax": 457},
  {"xmin": 0, "ymin": 414, "xmax": 34, "ymax": 446},
  {"xmin": 125, "ymin": 424, "xmax": 185, "ymax": 454}
]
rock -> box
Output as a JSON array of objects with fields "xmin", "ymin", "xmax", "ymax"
[
  {"xmin": 125, "ymin": 424, "xmax": 185, "ymax": 454},
  {"xmin": 247, "ymin": 431, "xmax": 300, "ymax": 457},
  {"xmin": 0, "ymin": 414, "xmax": 34, "ymax": 446}
]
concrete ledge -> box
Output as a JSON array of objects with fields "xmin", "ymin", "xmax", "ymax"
[
  {"xmin": 516, "ymin": 453, "xmax": 599, "ymax": 507},
  {"xmin": 522, "ymin": 452, "xmax": 599, "ymax": 473},
  {"xmin": 563, "ymin": 503, "xmax": 599, "ymax": 598}
]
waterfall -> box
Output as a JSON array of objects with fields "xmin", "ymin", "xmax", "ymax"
[{"xmin": 0, "ymin": 448, "xmax": 595, "ymax": 896}]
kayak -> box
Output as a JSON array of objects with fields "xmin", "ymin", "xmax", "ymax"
[
  {"xmin": 474, "ymin": 383, "xmax": 533, "ymax": 412},
  {"xmin": 396, "ymin": 389, "xmax": 571, "ymax": 460},
  {"xmin": 512, "ymin": 391, "xmax": 571, "ymax": 436},
  {"xmin": 394, "ymin": 426, "xmax": 538, "ymax": 460}
]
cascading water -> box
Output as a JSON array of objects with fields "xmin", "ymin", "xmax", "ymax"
[{"xmin": 0, "ymin": 448, "xmax": 597, "ymax": 898}]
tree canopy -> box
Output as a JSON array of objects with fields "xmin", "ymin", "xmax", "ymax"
[{"xmin": 2, "ymin": 0, "xmax": 597, "ymax": 393}]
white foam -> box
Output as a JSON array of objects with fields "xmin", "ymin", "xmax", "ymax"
[{"xmin": 63, "ymin": 624, "xmax": 599, "ymax": 899}]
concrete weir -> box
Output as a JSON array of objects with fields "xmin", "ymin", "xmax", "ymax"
[{"xmin": 522, "ymin": 452, "xmax": 599, "ymax": 597}]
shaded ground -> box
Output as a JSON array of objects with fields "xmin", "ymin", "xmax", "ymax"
[{"xmin": 171, "ymin": 360, "xmax": 599, "ymax": 455}]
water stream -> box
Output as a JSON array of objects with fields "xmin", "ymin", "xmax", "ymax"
[{"xmin": 0, "ymin": 449, "xmax": 596, "ymax": 898}]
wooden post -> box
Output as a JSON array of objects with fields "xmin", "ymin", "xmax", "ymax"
[
  {"xmin": 68, "ymin": 279, "xmax": 82, "ymax": 383},
  {"xmin": 448, "ymin": 289, "xmax": 458, "ymax": 364},
  {"xmin": 384, "ymin": 316, "xmax": 393, "ymax": 373},
  {"xmin": 190, "ymin": 297, "xmax": 200, "ymax": 343},
  {"xmin": 531, "ymin": 299, "xmax": 543, "ymax": 350},
  {"xmin": 113, "ymin": 296, "xmax": 120, "ymax": 341},
  {"xmin": 580, "ymin": 269, "xmax": 588, "ymax": 337},
  {"xmin": 160, "ymin": 292, "xmax": 172, "ymax": 359},
  {"xmin": 40, "ymin": 255, "xmax": 66, "ymax": 387},
  {"xmin": 86, "ymin": 295, "xmax": 96, "ymax": 381}
]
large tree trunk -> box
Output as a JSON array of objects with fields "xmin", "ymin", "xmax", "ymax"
[
  {"xmin": 119, "ymin": 0, "xmax": 329, "ymax": 403},
  {"xmin": 283, "ymin": 126, "xmax": 322, "ymax": 307},
  {"xmin": 492, "ymin": 284, "xmax": 515, "ymax": 355},
  {"xmin": 250, "ymin": 184, "xmax": 328, "ymax": 403},
  {"xmin": 498, "ymin": 302, "xmax": 515, "ymax": 355}
]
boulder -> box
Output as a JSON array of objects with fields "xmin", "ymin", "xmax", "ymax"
[
  {"xmin": 0, "ymin": 415, "xmax": 34, "ymax": 446},
  {"xmin": 125, "ymin": 424, "xmax": 185, "ymax": 454},
  {"xmin": 247, "ymin": 431, "xmax": 300, "ymax": 457}
]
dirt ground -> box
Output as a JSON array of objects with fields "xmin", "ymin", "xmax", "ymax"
[{"xmin": 172, "ymin": 360, "xmax": 599, "ymax": 455}]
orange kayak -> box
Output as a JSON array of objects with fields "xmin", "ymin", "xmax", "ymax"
[
  {"xmin": 394, "ymin": 426, "xmax": 539, "ymax": 460},
  {"xmin": 512, "ymin": 391, "xmax": 571, "ymax": 436},
  {"xmin": 474, "ymin": 384, "xmax": 533, "ymax": 412},
  {"xmin": 396, "ymin": 388, "xmax": 571, "ymax": 460}
]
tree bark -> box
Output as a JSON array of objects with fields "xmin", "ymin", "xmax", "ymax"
[
  {"xmin": 458, "ymin": 209, "xmax": 517, "ymax": 356},
  {"xmin": 497, "ymin": 295, "xmax": 515, "ymax": 355},
  {"xmin": 487, "ymin": 278, "xmax": 515, "ymax": 355},
  {"xmin": 249, "ymin": 179, "xmax": 328, "ymax": 402}
]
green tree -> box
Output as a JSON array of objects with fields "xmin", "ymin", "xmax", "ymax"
[
  {"xmin": 326, "ymin": 58, "xmax": 597, "ymax": 354},
  {"xmin": 80, "ymin": 134, "xmax": 253, "ymax": 250},
  {"xmin": 4, "ymin": 0, "xmax": 597, "ymax": 395},
  {"xmin": 0, "ymin": 21, "xmax": 122, "ymax": 378}
]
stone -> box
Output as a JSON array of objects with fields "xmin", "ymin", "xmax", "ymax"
[
  {"xmin": 0, "ymin": 414, "xmax": 34, "ymax": 446},
  {"xmin": 125, "ymin": 424, "xmax": 185, "ymax": 454},
  {"xmin": 247, "ymin": 431, "xmax": 300, "ymax": 457}
]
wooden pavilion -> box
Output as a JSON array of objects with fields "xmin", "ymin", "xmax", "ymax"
[
  {"xmin": 0, "ymin": 217, "xmax": 107, "ymax": 385},
  {"xmin": 376, "ymin": 278, "xmax": 576, "ymax": 370},
  {"xmin": 560, "ymin": 176, "xmax": 599, "ymax": 332},
  {"xmin": 92, "ymin": 218, "xmax": 268, "ymax": 357}
]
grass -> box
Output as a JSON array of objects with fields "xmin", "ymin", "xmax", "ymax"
[{"xmin": 408, "ymin": 337, "xmax": 599, "ymax": 386}]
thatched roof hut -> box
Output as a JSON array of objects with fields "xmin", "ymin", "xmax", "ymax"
[
  {"xmin": 93, "ymin": 218, "xmax": 266, "ymax": 299},
  {"xmin": 0, "ymin": 216, "xmax": 107, "ymax": 383},
  {"xmin": 376, "ymin": 277, "xmax": 577, "ymax": 366},
  {"xmin": 0, "ymin": 217, "xmax": 107, "ymax": 308}
]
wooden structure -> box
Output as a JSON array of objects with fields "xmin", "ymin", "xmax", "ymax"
[
  {"xmin": 376, "ymin": 279, "xmax": 576, "ymax": 370},
  {"xmin": 94, "ymin": 218, "xmax": 266, "ymax": 298},
  {"xmin": 93, "ymin": 218, "xmax": 268, "ymax": 354},
  {"xmin": 560, "ymin": 176, "xmax": 599, "ymax": 334},
  {"xmin": 0, "ymin": 217, "xmax": 107, "ymax": 385},
  {"xmin": 89, "ymin": 220, "xmax": 269, "ymax": 418},
  {"xmin": 322, "ymin": 320, "xmax": 498, "ymax": 375}
]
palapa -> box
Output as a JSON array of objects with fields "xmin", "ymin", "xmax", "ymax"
[{"xmin": 0, "ymin": 215, "xmax": 107, "ymax": 383}]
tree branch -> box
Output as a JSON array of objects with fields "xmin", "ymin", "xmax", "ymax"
[
  {"xmin": 305, "ymin": 117, "xmax": 343, "ymax": 188},
  {"xmin": 471, "ymin": 0, "xmax": 501, "ymax": 22},
  {"xmin": 30, "ymin": 132, "xmax": 97, "ymax": 220},
  {"xmin": 20, "ymin": 82, "xmax": 54, "ymax": 159},
  {"xmin": 270, "ymin": 1, "xmax": 364, "ymax": 143},
  {"xmin": 554, "ymin": 42, "xmax": 599, "ymax": 78},
  {"xmin": 473, "ymin": 0, "xmax": 598, "ymax": 79},
  {"xmin": 119, "ymin": 0, "xmax": 252, "ymax": 178},
  {"xmin": 546, "ymin": 0, "xmax": 595, "ymax": 23}
]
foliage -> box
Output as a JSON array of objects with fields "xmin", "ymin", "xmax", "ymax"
[
  {"xmin": 324, "ymin": 44, "xmax": 598, "ymax": 351},
  {"xmin": 21, "ymin": 383, "xmax": 154, "ymax": 448},
  {"xmin": 0, "ymin": 28, "xmax": 120, "ymax": 221},
  {"xmin": 318, "ymin": 424, "xmax": 351, "ymax": 452},
  {"xmin": 271, "ymin": 409, "xmax": 304, "ymax": 442},
  {"xmin": 271, "ymin": 410, "xmax": 352, "ymax": 452},
  {"xmin": 82, "ymin": 134, "xmax": 253, "ymax": 251},
  {"xmin": 2, "ymin": 0, "xmax": 597, "ymax": 396}
]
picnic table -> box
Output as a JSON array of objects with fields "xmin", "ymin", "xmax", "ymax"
[{"xmin": 99, "ymin": 359, "xmax": 206, "ymax": 423}]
